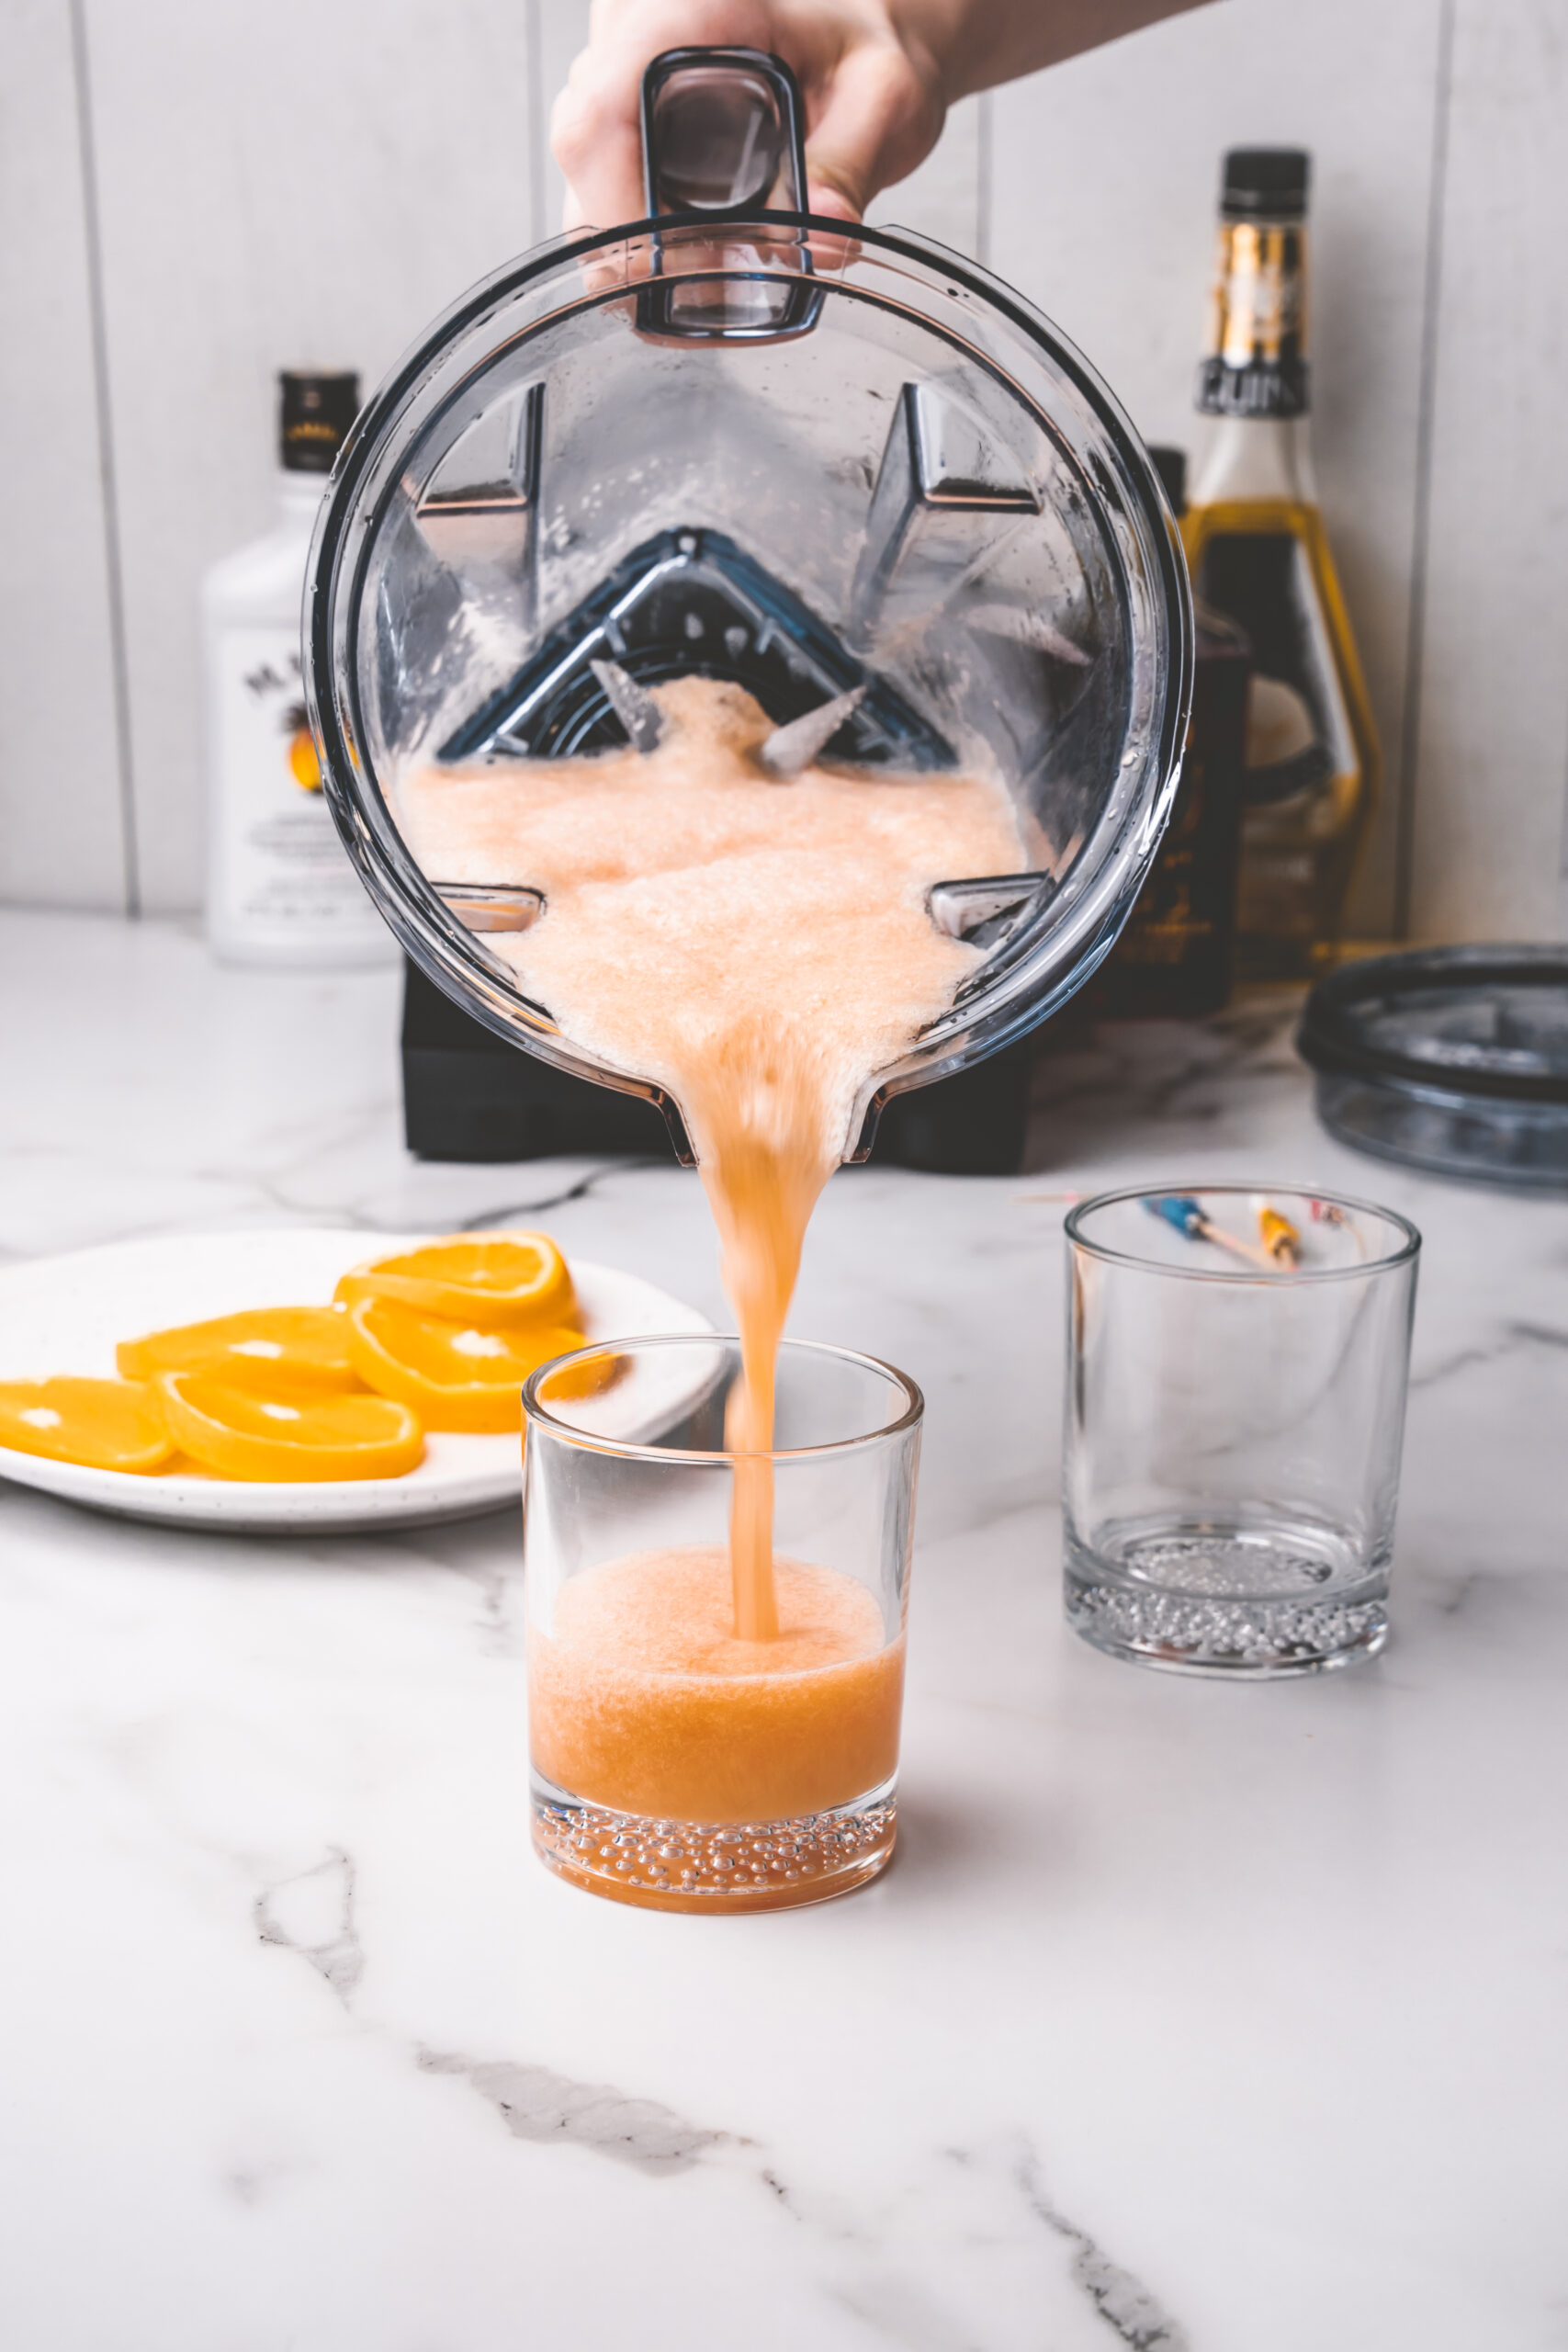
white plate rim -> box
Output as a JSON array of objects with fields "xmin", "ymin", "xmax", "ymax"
[{"xmin": 0, "ymin": 1228, "xmax": 713, "ymax": 1534}]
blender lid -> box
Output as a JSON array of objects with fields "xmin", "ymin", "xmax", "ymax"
[{"xmin": 1300, "ymin": 944, "xmax": 1568, "ymax": 1106}]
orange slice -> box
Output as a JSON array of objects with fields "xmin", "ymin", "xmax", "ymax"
[
  {"xmin": 333, "ymin": 1232, "xmax": 575, "ymax": 1329},
  {"xmin": 155, "ymin": 1370, "xmax": 423, "ymax": 1483},
  {"xmin": 536, "ymin": 1348, "xmax": 628, "ymax": 1408},
  {"xmin": 344, "ymin": 1295, "xmax": 599, "ymax": 1432},
  {"xmin": 117, "ymin": 1305, "xmax": 361, "ymax": 1391},
  {"xmin": 0, "ymin": 1377, "xmax": 174, "ymax": 1475}
]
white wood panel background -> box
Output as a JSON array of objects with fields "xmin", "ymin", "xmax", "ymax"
[
  {"xmin": 1411, "ymin": 0, "xmax": 1568, "ymax": 942},
  {"xmin": 81, "ymin": 0, "xmax": 536, "ymax": 914},
  {"xmin": 2, "ymin": 0, "xmax": 1564, "ymax": 946},
  {"xmin": 0, "ymin": 0, "xmax": 130, "ymax": 910}
]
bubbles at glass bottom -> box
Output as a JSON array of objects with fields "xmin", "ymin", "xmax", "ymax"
[
  {"xmin": 531, "ymin": 1769, "xmax": 898, "ymax": 1913},
  {"xmin": 1064, "ymin": 1512, "xmax": 1392, "ymax": 1678}
]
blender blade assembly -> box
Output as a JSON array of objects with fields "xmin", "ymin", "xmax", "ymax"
[{"xmin": 435, "ymin": 524, "xmax": 954, "ymax": 770}]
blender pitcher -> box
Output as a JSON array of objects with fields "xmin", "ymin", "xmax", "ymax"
[{"xmin": 304, "ymin": 46, "xmax": 1193, "ymax": 1164}]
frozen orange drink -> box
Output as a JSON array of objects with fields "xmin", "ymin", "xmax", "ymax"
[
  {"xmin": 406, "ymin": 679, "xmax": 1018, "ymax": 1905},
  {"xmin": 530, "ymin": 1548, "xmax": 904, "ymax": 1823},
  {"xmin": 521, "ymin": 1336, "xmax": 920, "ymax": 1909}
]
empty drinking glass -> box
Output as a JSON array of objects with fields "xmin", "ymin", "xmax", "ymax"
[{"xmin": 1063, "ymin": 1182, "xmax": 1420, "ymax": 1676}]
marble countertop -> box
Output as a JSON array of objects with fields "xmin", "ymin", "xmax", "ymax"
[{"xmin": 2, "ymin": 909, "xmax": 1564, "ymax": 2351}]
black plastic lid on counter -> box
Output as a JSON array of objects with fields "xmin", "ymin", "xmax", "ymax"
[
  {"xmin": 280, "ymin": 371, "xmax": 360, "ymax": 473},
  {"xmin": 1300, "ymin": 945, "xmax": 1568, "ymax": 1191},
  {"xmin": 1222, "ymin": 148, "xmax": 1310, "ymax": 220},
  {"xmin": 1301, "ymin": 946, "xmax": 1568, "ymax": 1104}
]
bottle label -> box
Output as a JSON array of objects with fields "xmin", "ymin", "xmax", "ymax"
[
  {"xmin": 1199, "ymin": 221, "xmax": 1310, "ymax": 418},
  {"xmin": 1196, "ymin": 534, "xmax": 1355, "ymax": 806},
  {"xmin": 209, "ymin": 628, "xmax": 388, "ymax": 949},
  {"xmin": 1195, "ymin": 530, "xmax": 1365, "ymax": 964}
]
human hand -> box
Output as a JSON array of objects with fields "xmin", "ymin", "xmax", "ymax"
[{"xmin": 551, "ymin": 1, "xmax": 946, "ymax": 230}]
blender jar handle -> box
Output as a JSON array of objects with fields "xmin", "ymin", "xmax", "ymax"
[
  {"xmin": 641, "ymin": 48, "xmax": 808, "ymax": 217},
  {"xmin": 637, "ymin": 48, "xmax": 821, "ymax": 341}
]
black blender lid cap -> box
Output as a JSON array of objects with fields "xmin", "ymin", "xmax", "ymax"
[
  {"xmin": 1299, "ymin": 944, "xmax": 1568, "ymax": 1107},
  {"xmin": 1222, "ymin": 148, "xmax": 1310, "ymax": 220},
  {"xmin": 1147, "ymin": 445, "xmax": 1187, "ymax": 517},
  {"xmin": 280, "ymin": 370, "xmax": 359, "ymax": 473}
]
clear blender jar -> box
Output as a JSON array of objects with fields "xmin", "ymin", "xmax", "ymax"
[{"xmin": 304, "ymin": 48, "xmax": 1192, "ymax": 1163}]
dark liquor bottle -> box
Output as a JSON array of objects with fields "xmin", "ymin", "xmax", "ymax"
[
  {"xmin": 1182, "ymin": 148, "xmax": 1380, "ymax": 978},
  {"xmin": 1096, "ymin": 447, "xmax": 1251, "ymax": 1017}
]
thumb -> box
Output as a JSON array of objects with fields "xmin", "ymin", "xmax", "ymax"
[{"xmin": 802, "ymin": 39, "xmax": 943, "ymax": 220}]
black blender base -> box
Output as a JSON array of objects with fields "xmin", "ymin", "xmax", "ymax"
[
  {"xmin": 401, "ymin": 963, "xmax": 671, "ymax": 1162},
  {"xmin": 401, "ymin": 963, "xmax": 1032, "ymax": 1176}
]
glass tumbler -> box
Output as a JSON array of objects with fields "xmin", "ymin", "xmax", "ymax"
[
  {"xmin": 522, "ymin": 1335, "xmax": 922, "ymax": 1910},
  {"xmin": 1063, "ymin": 1183, "xmax": 1420, "ymax": 1676}
]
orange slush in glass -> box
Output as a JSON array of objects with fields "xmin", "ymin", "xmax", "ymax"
[{"xmin": 523, "ymin": 1338, "xmax": 921, "ymax": 1912}]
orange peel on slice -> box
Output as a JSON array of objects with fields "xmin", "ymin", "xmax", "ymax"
[
  {"xmin": 0, "ymin": 1376, "xmax": 175, "ymax": 1475},
  {"xmin": 333, "ymin": 1231, "xmax": 575, "ymax": 1329},
  {"xmin": 155, "ymin": 1370, "xmax": 423, "ymax": 1483},
  {"xmin": 344, "ymin": 1295, "xmax": 601, "ymax": 1432},
  {"xmin": 118, "ymin": 1304, "xmax": 361, "ymax": 1391},
  {"xmin": 534, "ymin": 1348, "xmax": 628, "ymax": 1408}
]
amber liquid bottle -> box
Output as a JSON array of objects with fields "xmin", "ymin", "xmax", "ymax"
[{"xmin": 1181, "ymin": 149, "xmax": 1380, "ymax": 978}]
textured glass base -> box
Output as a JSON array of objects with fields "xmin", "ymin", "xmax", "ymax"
[
  {"xmin": 531, "ymin": 1770, "xmax": 897, "ymax": 1911},
  {"xmin": 1065, "ymin": 1516, "xmax": 1389, "ymax": 1678}
]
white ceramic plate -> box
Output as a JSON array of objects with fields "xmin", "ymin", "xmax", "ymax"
[{"xmin": 0, "ymin": 1229, "xmax": 713, "ymax": 1533}]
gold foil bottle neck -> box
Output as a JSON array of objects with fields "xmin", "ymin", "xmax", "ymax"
[{"xmin": 1205, "ymin": 220, "xmax": 1308, "ymax": 371}]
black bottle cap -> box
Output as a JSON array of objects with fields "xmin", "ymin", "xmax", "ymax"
[
  {"xmin": 279, "ymin": 370, "xmax": 359, "ymax": 473},
  {"xmin": 1148, "ymin": 445, "xmax": 1188, "ymax": 517},
  {"xmin": 1222, "ymin": 148, "xmax": 1310, "ymax": 220}
]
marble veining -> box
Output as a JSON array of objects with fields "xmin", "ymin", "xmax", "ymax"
[
  {"xmin": 1011, "ymin": 2156, "xmax": 1190, "ymax": 2352},
  {"xmin": 250, "ymin": 1813, "xmax": 1189, "ymax": 2342},
  {"xmin": 254, "ymin": 1848, "xmax": 365, "ymax": 2002},
  {"xmin": 1, "ymin": 911, "xmax": 1566, "ymax": 2350},
  {"xmin": 417, "ymin": 2052, "xmax": 727, "ymax": 2176}
]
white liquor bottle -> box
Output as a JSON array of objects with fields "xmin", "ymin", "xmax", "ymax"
[{"xmin": 201, "ymin": 369, "xmax": 393, "ymax": 966}]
